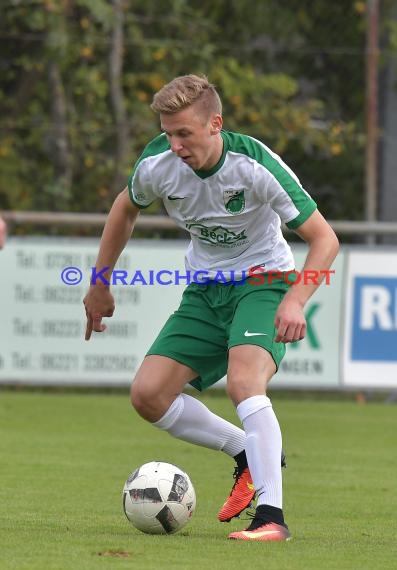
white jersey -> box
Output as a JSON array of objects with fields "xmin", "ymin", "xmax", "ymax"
[{"xmin": 128, "ymin": 130, "xmax": 317, "ymax": 279}]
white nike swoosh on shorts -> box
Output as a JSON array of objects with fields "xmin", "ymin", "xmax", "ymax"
[{"xmin": 244, "ymin": 330, "xmax": 268, "ymax": 337}]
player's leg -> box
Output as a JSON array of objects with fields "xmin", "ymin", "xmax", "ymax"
[
  {"xmin": 224, "ymin": 279, "xmax": 291, "ymax": 541},
  {"xmin": 131, "ymin": 282, "xmax": 282, "ymax": 525},
  {"xmin": 226, "ymin": 344, "xmax": 290, "ymax": 541},
  {"xmin": 130, "ymin": 283, "xmax": 249, "ymax": 496},
  {"xmin": 130, "ymin": 354, "xmax": 196, "ymax": 421},
  {"xmin": 131, "ymin": 354, "xmax": 256, "ymax": 521},
  {"xmin": 131, "ymin": 354, "xmax": 246, "ymax": 457},
  {"xmin": 216, "ymin": 344, "xmax": 286, "ymax": 524}
]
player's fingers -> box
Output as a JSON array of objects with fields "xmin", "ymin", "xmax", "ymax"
[
  {"xmin": 92, "ymin": 314, "xmax": 104, "ymax": 332},
  {"xmin": 280, "ymin": 325, "xmax": 295, "ymax": 343},
  {"xmin": 85, "ymin": 315, "xmax": 93, "ymax": 341},
  {"xmin": 277, "ymin": 326, "xmax": 295, "ymax": 343},
  {"xmin": 275, "ymin": 324, "xmax": 288, "ymax": 343},
  {"xmin": 289, "ymin": 324, "xmax": 304, "ymax": 343},
  {"xmin": 286, "ymin": 322, "xmax": 306, "ymax": 342},
  {"xmin": 298, "ymin": 322, "xmax": 307, "ymax": 341},
  {"xmin": 276, "ymin": 321, "xmax": 305, "ymax": 343}
]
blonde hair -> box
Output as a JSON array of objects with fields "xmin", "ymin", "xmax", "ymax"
[{"xmin": 151, "ymin": 74, "xmax": 222, "ymax": 119}]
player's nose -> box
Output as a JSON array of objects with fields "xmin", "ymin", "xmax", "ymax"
[{"xmin": 169, "ymin": 137, "xmax": 183, "ymax": 153}]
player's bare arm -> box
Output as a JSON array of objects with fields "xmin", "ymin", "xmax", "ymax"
[
  {"xmin": 83, "ymin": 188, "xmax": 140, "ymax": 340},
  {"xmin": 274, "ymin": 210, "xmax": 339, "ymax": 343}
]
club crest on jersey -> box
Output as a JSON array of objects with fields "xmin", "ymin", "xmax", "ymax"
[{"xmin": 224, "ymin": 189, "xmax": 245, "ymax": 215}]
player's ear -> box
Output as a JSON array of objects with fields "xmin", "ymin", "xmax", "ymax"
[{"xmin": 210, "ymin": 114, "xmax": 222, "ymax": 135}]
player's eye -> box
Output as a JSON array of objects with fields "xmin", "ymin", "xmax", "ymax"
[{"xmin": 163, "ymin": 130, "xmax": 191, "ymax": 139}]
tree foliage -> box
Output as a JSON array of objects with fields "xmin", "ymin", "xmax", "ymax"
[{"xmin": 0, "ymin": 0, "xmax": 392, "ymax": 222}]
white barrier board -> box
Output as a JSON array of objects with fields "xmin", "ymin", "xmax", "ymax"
[
  {"xmin": 0, "ymin": 238, "xmax": 186, "ymax": 385},
  {"xmin": 0, "ymin": 237, "xmax": 343, "ymax": 388}
]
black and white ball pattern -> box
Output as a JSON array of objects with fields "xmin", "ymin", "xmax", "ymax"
[{"xmin": 123, "ymin": 461, "xmax": 196, "ymax": 534}]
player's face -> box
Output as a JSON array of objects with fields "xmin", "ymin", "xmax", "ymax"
[{"xmin": 160, "ymin": 104, "xmax": 223, "ymax": 171}]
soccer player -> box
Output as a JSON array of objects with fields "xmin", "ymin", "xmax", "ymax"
[{"xmin": 84, "ymin": 74, "xmax": 339, "ymax": 541}]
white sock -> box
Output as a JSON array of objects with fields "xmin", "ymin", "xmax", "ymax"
[
  {"xmin": 153, "ymin": 393, "xmax": 245, "ymax": 457},
  {"xmin": 237, "ymin": 395, "xmax": 283, "ymax": 509}
]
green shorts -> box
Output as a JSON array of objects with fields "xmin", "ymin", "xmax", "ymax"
[{"xmin": 146, "ymin": 278, "xmax": 290, "ymax": 391}]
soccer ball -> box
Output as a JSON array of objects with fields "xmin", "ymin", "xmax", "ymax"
[{"xmin": 122, "ymin": 461, "xmax": 196, "ymax": 535}]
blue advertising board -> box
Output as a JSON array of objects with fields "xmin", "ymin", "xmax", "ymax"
[
  {"xmin": 343, "ymin": 251, "xmax": 397, "ymax": 388},
  {"xmin": 351, "ymin": 276, "xmax": 397, "ymax": 361}
]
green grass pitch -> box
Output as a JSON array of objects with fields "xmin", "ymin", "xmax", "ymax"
[{"xmin": 0, "ymin": 389, "xmax": 396, "ymax": 570}]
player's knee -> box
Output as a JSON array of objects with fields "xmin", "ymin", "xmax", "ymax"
[
  {"xmin": 226, "ymin": 373, "xmax": 252, "ymax": 406},
  {"xmin": 130, "ymin": 380, "xmax": 151, "ymax": 418},
  {"xmin": 226, "ymin": 354, "xmax": 254, "ymax": 404},
  {"xmin": 130, "ymin": 379, "xmax": 167, "ymax": 422},
  {"xmin": 226, "ymin": 346, "xmax": 276, "ymax": 405}
]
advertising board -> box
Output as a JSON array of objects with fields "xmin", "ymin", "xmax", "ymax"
[{"xmin": 342, "ymin": 250, "xmax": 397, "ymax": 388}]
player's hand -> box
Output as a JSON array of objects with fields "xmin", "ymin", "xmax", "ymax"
[
  {"xmin": 83, "ymin": 285, "xmax": 115, "ymax": 341},
  {"xmin": 274, "ymin": 297, "xmax": 306, "ymax": 343}
]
